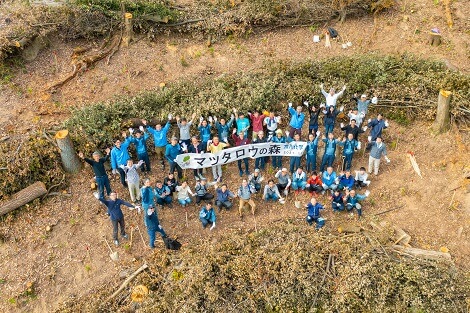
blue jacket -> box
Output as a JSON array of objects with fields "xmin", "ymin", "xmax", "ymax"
[
  {"xmin": 288, "ymin": 107, "xmax": 305, "ymax": 129},
  {"xmin": 155, "ymin": 185, "xmax": 171, "ymax": 199},
  {"xmin": 368, "ymin": 119, "xmax": 387, "ymax": 140},
  {"xmin": 147, "ymin": 122, "xmax": 171, "ymax": 147},
  {"xmin": 131, "ymin": 133, "xmax": 150, "ymax": 154},
  {"xmin": 141, "ymin": 186, "xmax": 155, "ymax": 209},
  {"xmin": 110, "ymin": 137, "xmax": 132, "ymax": 169},
  {"xmin": 307, "ymin": 202, "xmax": 324, "ymax": 218},
  {"xmin": 216, "ymin": 188, "xmax": 235, "ymax": 202},
  {"xmin": 216, "ymin": 118, "xmax": 234, "ymax": 140},
  {"xmin": 145, "ymin": 210, "xmax": 161, "ymax": 231},
  {"xmin": 322, "ymin": 171, "xmax": 337, "ymax": 186},
  {"xmin": 187, "ymin": 142, "xmax": 204, "ymax": 154},
  {"xmin": 199, "ymin": 207, "xmax": 216, "ymax": 223},
  {"xmin": 165, "ymin": 143, "xmax": 182, "ymax": 163},
  {"xmin": 324, "ymin": 109, "xmax": 339, "ymax": 126},
  {"xmin": 198, "ymin": 125, "xmax": 212, "ymax": 143},
  {"xmin": 99, "ymin": 198, "xmax": 133, "ymax": 221},
  {"xmin": 292, "ymin": 171, "xmax": 307, "ymax": 185},
  {"xmin": 339, "ymin": 138, "xmax": 358, "ymax": 155},
  {"xmin": 332, "ymin": 193, "xmax": 344, "ymax": 204},
  {"xmin": 322, "ymin": 138, "xmax": 338, "ymax": 156},
  {"xmin": 236, "ymin": 117, "xmax": 250, "ymax": 134},
  {"xmin": 346, "ymin": 194, "xmax": 367, "ymax": 206},
  {"xmin": 306, "ymin": 137, "xmax": 319, "ymax": 156},
  {"xmin": 271, "ymin": 135, "xmax": 286, "ymax": 144},
  {"xmin": 339, "ymin": 175, "xmax": 355, "ymax": 189}
]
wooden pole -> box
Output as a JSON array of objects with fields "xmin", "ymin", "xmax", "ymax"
[
  {"xmin": 0, "ymin": 182, "xmax": 47, "ymax": 216},
  {"xmin": 55, "ymin": 130, "xmax": 82, "ymax": 173},
  {"xmin": 433, "ymin": 90, "xmax": 452, "ymax": 134},
  {"xmin": 122, "ymin": 12, "xmax": 133, "ymax": 47}
]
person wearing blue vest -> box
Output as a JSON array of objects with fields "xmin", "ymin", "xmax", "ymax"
[
  {"xmin": 287, "ymin": 102, "xmax": 305, "ymax": 138},
  {"xmin": 306, "ymin": 131, "xmax": 320, "ymax": 172},
  {"xmin": 165, "ymin": 137, "xmax": 183, "ymax": 179},
  {"xmin": 110, "ymin": 131, "xmax": 132, "ymax": 188},
  {"xmin": 145, "ymin": 205, "xmax": 167, "ymax": 248},
  {"xmin": 286, "ymin": 132, "xmax": 302, "ymax": 173},
  {"xmin": 199, "ymin": 201, "xmax": 216, "ymax": 230},
  {"xmin": 142, "ymin": 116, "xmax": 172, "ymax": 169},
  {"xmin": 155, "ymin": 181, "xmax": 173, "ymax": 208},
  {"xmin": 214, "ymin": 114, "xmax": 234, "ymax": 143},
  {"xmin": 337, "ymin": 170, "xmax": 355, "ymax": 191},
  {"xmin": 270, "ymin": 130, "xmax": 286, "ymax": 170},
  {"xmin": 198, "ymin": 117, "xmax": 212, "ymax": 150},
  {"xmin": 345, "ymin": 189, "xmax": 370, "ymax": 217},
  {"xmin": 322, "ymin": 166, "xmax": 338, "ymax": 192},
  {"xmin": 140, "ymin": 179, "xmax": 155, "ymax": 213},
  {"xmin": 320, "ymin": 132, "xmax": 340, "ymax": 172},
  {"xmin": 234, "ymin": 108, "xmax": 250, "ymax": 135},
  {"xmin": 338, "ymin": 133, "xmax": 359, "ymax": 171},
  {"xmin": 305, "ymin": 197, "xmax": 325, "ymax": 229},
  {"xmin": 130, "ymin": 127, "xmax": 151, "ymax": 172}
]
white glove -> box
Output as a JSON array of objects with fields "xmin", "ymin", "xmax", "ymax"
[
  {"xmin": 357, "ymin": 141, "xmax": 362, "ymax": 149},
  {"xmin": 288, "ymin": 102, "xmax": 293, "ymax": 107},
  {"xmin": 259, "ymin": 176, "xmax": 264, "ymax": 182},
  {"xmin": 339, "ymin": 105, "xmax": 344, "ymax": 112},
  {"xmin": 305, "ymin": 184, "xmax": 310, "ymax": 188},
  {"xmin": 230, "ymin": 114, "xmax": 235, "ymax": 119},
  {"xmin": 284, "ymin": 189, "xmax": 288, "ymax": 196},
  {"xmin": 363, "ymin": 126, "xmax": 368, "ymax": 131},
  {"xmin": 316, "ymin": 130, "xmax": 321, "ymax": 137},
  {"xmin": 112, "ymin": 169, "xmax": 117, "ymax": 175},
  {"xmin": 210, "ymin": 223, "xmax": 216, "ymax": 231},
  {"xmin": 128, "ymin": 128, "xmax": 134, "ymax": 134},
  {"xmin": 320, "ymin": 83, "xmax": 324, "ymax": 89},
  {"xmin": 340, "ymin": 123, "xmax": 344, "ymax": 128},
  {"xmin": 364, "ymin": 190, "xmax": 370, "ymax": 197},
  {"xmin": 168, "ymin": 113, "xmax": 173, "ymax": 120},
  {"xmin": 320, "ymin": 103, "xmax": 326, "ymax": 108},
  {"xmin": 139, "ymin": 125, "xmax": 144, "ymax": 132},
  {"xmin": 368, "ymin": 119, "xmax": 371, "ymax": 123},
  {"xmin": 285, "ymin": 130, "xmax": 290, "ymax": 137},
  {"xmin": 385, "ymin": 157, "xmax": 391, "ymax": 163},
  {"xmin": 367, "ymin": 136, "xmax": 372, "ymax": 142},
  {"xmin": 93, "ymin": 192, "xmax": 100, "ymax": 199},
  {"xmin": 247, "ymin": 111, "xmax": 252, "ymax": 116},
  {"xmin": 181, "ymin": 142, "xmax": 188, "ymax": 151},
  {"xmin": 342, "ymin": 85, "xmax": 346, "ymax": 91},
  {"xmin": 371, "ymin": 96, "xmax": 378, "ymax": 104},
  {"xmin": 384, "ymin": 120, "xmax": 389, "ymax": 127},
  {"xmin": 213, "ymin": 116, "xmax": 217, "ymax": 122},
  {"xmin": 199, "ymin": 116, "xmax": 204, "ymax": 122},
  {"xmin": 334, "ymin": 178, "xmax": 339, "ymax": 184},
  {"xmin": 208, "ymin": 116, "xmax": 213, "ymax": 123},
  {"xmin": 303, "ymin": 101, "xmax": 309, "ymax": 107}
]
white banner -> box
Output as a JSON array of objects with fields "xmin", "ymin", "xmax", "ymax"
[{"xmin": 176, "ymin": 142, "xmax": 307, "ymax": 169}]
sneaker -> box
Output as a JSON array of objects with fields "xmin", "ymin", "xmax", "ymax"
[
  {"xmin": 114, "ymin": 240, "xmax": 119, "ymax": 246},
  {"xmin": 122, "ymin": 234, "xmax": 128, "ymax": 239},
  {"xmin": 239, "ymin": 171, "xmax": 243, "ymax": 177}
]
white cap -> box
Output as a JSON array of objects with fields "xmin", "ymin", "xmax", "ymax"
[
  {"xmin": 361, "ymin": 94, "xmax": 367, "ymax": 98},
  {"xmin": 254, "ymin": 168, "xmax": 260, "ymax": 173},
  {"xmin": 281, "ymin": 168, "xmax": 288, "ymax": 172}
]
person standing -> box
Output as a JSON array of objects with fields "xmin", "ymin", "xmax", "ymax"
[
  {"xmin": 264, "ymin": 111, "xmax": 281, "ymax": 141},
  {"xmin": 187, "ymin": 136, "xmax": 205, "ymax": 180},
  {"xmin": 142, "ymin": 116, "xmax": 172, "ymax": 169},
  {"xmin": 270, "ymin": 130, "xmax": 286, "ymax": 170},
  {"xmin": 145, "ymin": 205, "xmax": 167, "ymax": 249},
  {"xmin": 207, "ymin": 136, "xmax": 229, "ymax": 182},
  {"xmin": 306, "ymin": 131, "xmax": 320, "ymax": 173},
  {"xmin": 248, "ymin": 111, "xmax": 265, "ymax": 140},
  {"xmin": 368, "ymin": 137, "xmax": 390, "ymax": 176},
  {"xmin": 78, "ymin": 148, "xmax": 111, "ymax": 200},
  {"xmin": 305, "ymin": 101, "xmax": 321, "ymax": 134},
  {"xmin": 140, "ymin": 179, "xmax": 155, "ymax": 215},
  {"xmin": 287, "ymin": 132, "xmax": 302, "ymax": 173},
  {"xmin": 237, "ymin": 179, "xmax": 256, "ymax": 218},
  {"xmin": 232, "ymin": 129, "xmax": 250, "ymax": 176},
  {"xmin": 176, "ymin": 113, "xmax": 196, "ymax": 148},
  {"xmin": 99, "ymin": 192, "xmax": 138, "ymax": 246},
  {"xmin": 234, "ymin": 108, "xmax": 250, "ymax": 135},
  {"xmin": 320, "ymin": 83, "xmax": 346, "ymax": 108},
  {"xmin": 198, "ymin": 117, "xmax": 212, "ymax": 150},
  {"xmin": 214, "ymin": 114, "xmax": 235, "ymax": 143},
  {"xmin": 340, "ymin": 119, "xmax": 364, "ymax": 141},
  {"xmin": 165, "ymin": 137, "xmax": 183, "ymax": 180},
  {"xmin": 320, "ymin": 132, "xmax": 340, "ymax": 172},
  {"xmin": 367, "ymin": 113, "xmax": 389, "ymax": 143},
  {"xmin": 287, "ymin": 103, "xmax": 305, "ymax": 138},
  {"xmin": 253, "ymin": 131, "xmax": 267, "ymax": 170},
  {"xmin": 338, "ymin": 133, "xmax": 359, "ymax": 171},
  {"xmin": 323, "ymin": 105, "xmax": 342, "ymax": 136},
  {"xmin": 199, "ymin": 202, "xmax": 216, "ymax": 230},
  {"xmin": 130, "ymin": 128, "xmax": 151, "ymax": 172},
  {"xmin": 120, "ymin": 159, "xmax": 144, "ymax": 203},
  {"xmin": 110, "ymin": 132, "xmax": 132, "ymax": 188},
  {"xmin": 215, "ymin": 184, "xmax": 236, "ymax": 212},
  {"xmin": 352, "ymin": 94, "xmax": 376, "ymax": 117}
]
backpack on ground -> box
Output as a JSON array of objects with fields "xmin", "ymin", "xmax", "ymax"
[{"xmin": 163, "ymin": 236, "xmax": 182, "ymax": 250}]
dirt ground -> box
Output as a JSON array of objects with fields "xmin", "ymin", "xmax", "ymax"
[{"xmin": 0, "ymin": 0, "xmax": 469, "ymax": 311}]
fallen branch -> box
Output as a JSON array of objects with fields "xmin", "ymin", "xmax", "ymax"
[
  {"xmin": 159, "ymin": 18, "xmax": 205, "ymax": 27},
  {"xmin": 107, "ymin": 263, "xmax": 148, "ymax": 302},
  {"xmin": 392, "ymin": 245, "xmax": 451, "ymax": 261},
  {"xmin": 311, "ymin": 254, "xmax": 333, "ymax": 309},
  {"xmin": 374, "ymin": 205, "xmax": 405, "ymax": 216}
]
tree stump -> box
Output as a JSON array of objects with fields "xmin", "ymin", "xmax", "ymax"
[
  {"xmin": 55, "ymin": 130, "xmax": 82, "ymax": 173},
  {"xmin": 433, "ymin": 90, "xmax": 452, "ymax": 133},
  {"xmin": 428, "ymin": 33, "xmax": 441, "ymax": 46},
  {"xmin": 122, "ymin": 13, "xmax": 133, "ymax": 47},
  {"xmin": 0, "ymin": 182, "xmax": 47, "ymax": 216}
]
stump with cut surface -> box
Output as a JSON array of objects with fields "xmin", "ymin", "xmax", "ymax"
[
  {"xmin": 0, "ymin": 182, "xmax": 47, "ymax": 216},
  {"xmin": 428, "ymin": 33, "xmax": 442, "ymax": 46},
  {"xmin": 55, "ymin": 130, "xmax": 82, "ymax": 173}
]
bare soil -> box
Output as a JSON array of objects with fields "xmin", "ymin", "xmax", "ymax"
[{"xmin": 0, "ymin": 0, "xmax": 469, "ymax": 311}]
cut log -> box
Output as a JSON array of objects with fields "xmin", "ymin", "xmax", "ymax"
[
  {"xmin": 433, "ymin": 89, "xmax": 452, "ymax": 133},
  {"xmin": 392, "ymin": 245, "xmax": 451, "ymax": 261},
  {"xmin": 107, "ymin": 263, "xmax": 148, "ymax": 302},
  {"xmin": 393, "ymin": 226, "xmax": 411, "ymax": 246},
  {"xmin": 55, "ymin": 130, "xmax": 82, "ymax": 173},
  {"xmin": 0, "ymin": 182, "xmax": 47, "ymax": 216},
  {"xmin": 338, "ymin": 224, "xmax": 362, "ymax": 233},
  {"xmin": 122, "ymin": 12, "xmax": 133, "ymax": 47}
]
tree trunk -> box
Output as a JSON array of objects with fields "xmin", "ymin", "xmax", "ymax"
[
  {"xmin": 0, "ymin": 182, "xmax": 47, "ymax": 216},
  {"xmin": 122, "ymin": 13, "xmax": 133, "ymax": 47},
  {"xmin": 433, "ymin": 90, "xmax": 452, "ymax": 133},
  {"xmin": 428, "ymin": 33, "xmax": 441, "ymax": 46},
  {"xmin": 392, "ymin": 245, "xmax": 451, "ymax": 261},
  {"xmin": 55, "ymin": 129, "xmax": 82, "ymax": 173}
]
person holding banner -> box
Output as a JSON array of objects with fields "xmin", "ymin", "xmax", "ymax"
[
  {"xmin": 320, "ymin": 132, "xmax": 340, "ymax": 172},
  {"xmin": 234, "ymin": 108, "xmax": 250, "ymax": 135},
  {"xmin": 270, "ymin": 129, "xmax": 286, "ymax": 169},
  {"xmin": 287, "ymin": 103, "xmax": 305, "ymax": 138},
  {"xmin": 287, "ymin": 132, "xmax": 302, "ymax": 173},
  {"xmin": 306, "ymin": 131, "xmax": 320, "ymax": 173},
  {"xmin": 187, "ymin": 136, "xmax": 205, "ymax": 180},
  {"xmin": 253, "ymin": 131, "xmax": 267, "ymax": 170},
  {"xmin": 275, "ymin": 168, "xmax": 292, "ymax": 196},
  {"xmin": 207, "ymin": 136, "xmax": 229, "ymax": 182},
  {"xmin": 232, "ymin": 129, "xmax": 250, "ymax": 177},
  {"xmin": 165, "ymin": 137, "xmax": 183, "ymax": 180},
  {"xmin": 237, "ymin": 179, "xmax": 257, "ymax": 218}
]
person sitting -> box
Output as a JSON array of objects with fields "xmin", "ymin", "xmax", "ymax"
[
  {"xmin": 163, "ymin": 172, "xmax": 178, "ymax": 196},
  {"xmin": 306, "ymin": 171, "xmax": 323, "ymax": 196},
  {"xmin": 176, "ymin": 181, "xmax": 194, "ymax": 207},
  {"xmin": 321, "ymin": 166, "xmax": 338, "ymax": 192},
  {"xmin": 263, "ymin": 179, "xmax": 282, "ymax": 202},
  {"xmin": 199, "ymin": 202, "xmax": 216, "ymax": 230},
  {"xmin": 155, "ymin": 181, "xmax": 173, "ymax": 208},
  {"xmin": 195, "ymin": 178, "xmax": 215, "ymax": 204},
  {"xmin": 292, "ymin": 167, "xmax": 307, "ymax": 194},
  {"xmin": 305, "ymin": 197, "xmax": 325, "ymax": 229},
  {"xmin": 275, "ymin": 168, "xmax": 292, "ymax": 196},
  {"xmin": 237, "ymin": 179, "xmax": 257, "ymax": 218},
  {"xmin": 248, "ymin": 168, "xmax": 263, "ymax": 193},
  {"xmin": 354, "ymin": 167, "xmax": 370, "ymax": 189},
  {"xmin": 331, "ymin": 189, "xmax": 345, "ymax": 212},
  {"xmin": 215, "ymin": 184, "xmax": 236, "ymax": 212},
  {"xmin": 337, "ymin": 170, "xmax": 355, "ymax": 190},
  {"xmin": 345, "ymin": 189, "xmax": 370, "ymax": 218}
]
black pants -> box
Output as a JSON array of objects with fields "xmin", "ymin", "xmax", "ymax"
[
  {"xmin": 116, "ymin": 167, "xmax": 128, "ymax": 188},
  {"xmin": 193, "ymin": 168, "xmax": 203, "ymax": 178},
  {"xmin": 277, "ymin": 183, "xmax": 288, "ymax": 192},
  {"xmin": 111, "ymin": 218, "xmax": 126, "ymax": 240},
  {"xmin": 307, "ymin": 184, "xmax": 323, "ymax": 193},
  {"xmin": 169, "ymin": 162, "xmax": 183, "ymax": 179},
  {"xmin": 196, "ymin": 193, "xmax": 214, "ymax": 204}
]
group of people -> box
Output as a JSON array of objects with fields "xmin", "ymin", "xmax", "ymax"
[{"xmin": 79, "ymin": 83, "xmax": 393, "ymax": 247}]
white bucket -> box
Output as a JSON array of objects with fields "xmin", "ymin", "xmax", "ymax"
[{"xmin": 313, "ymin": 35, "xmax": 320, "ymax": 43}]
